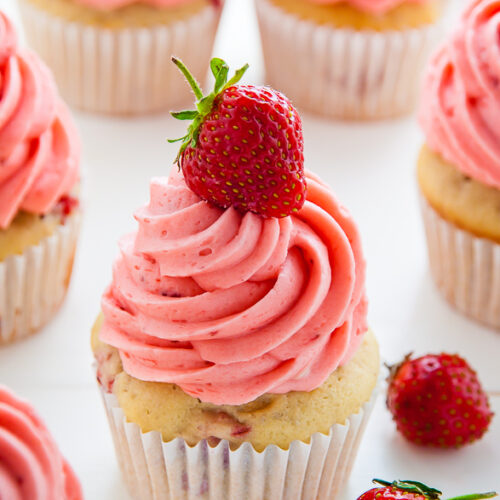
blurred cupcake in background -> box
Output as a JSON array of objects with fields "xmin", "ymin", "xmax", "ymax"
[
  {"xmin": 418, "ymin": 0, "xmax": 500, "ymax": 329},
  {"xmin": 0, "ymin": 11, "xmax": 81, "ymax": 345},
  {"xmin": 256, "ymin": 0, "xmax": 445, "ymax": 120},
  {"xmin": 17, "ymin": 0, "xmax": 224, "ymax": 115},
  {"xmin": 0, "ymin": 385, "xmax": 83, "ymax": 499}
]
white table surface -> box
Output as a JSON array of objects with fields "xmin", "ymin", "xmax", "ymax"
[{"xmin": 0, "ymin": 0, "xmax": 499, "ymax": 498}]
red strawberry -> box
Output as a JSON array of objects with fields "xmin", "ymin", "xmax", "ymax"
[
  {"xmin": 387, "ymin": 353, "xmax": 493, "ymax": 448},
  {"xmin": 170, "ymin": 57, "xmax": 306, "ymax": 218},
  {"xmin": 358, "ymin": 479, "xmax": 496, "ymax": 500}
]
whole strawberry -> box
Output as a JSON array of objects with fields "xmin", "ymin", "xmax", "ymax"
[
  {"xmin": 387, "ymin": 353, "xmax": 493, "ymax": 448},
  {"xmin": 170, "ymin": 57, "xmax": 306, "ymax": 218},
  {"xmin": 358, "ymin": 479, "xmax": 496, "ymax": 500}
]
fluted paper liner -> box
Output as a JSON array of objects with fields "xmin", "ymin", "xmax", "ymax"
[
  {"xmin": 100, "ymin": 383, "xmax": 377, "ymax": 500},
  {"xmin": 256, "ymin": 0, "xmax": 441, "ymax": 120},
  {"xmin": 421, "ymin": 196, "xmax": 500, "ymax": 330},
  {"xmin": 0, "ymin": 211, "xmax": 80, "ymax": 345},
  {"xmin": 18, "ymin": 1, "xmax": 222, "ymax": 115}
]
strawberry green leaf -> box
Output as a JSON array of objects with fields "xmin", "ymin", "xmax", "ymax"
[
  {"xmin": 210, "ymin": 57, "xmax": 226, "ymax": 78},
  {"xmin": 171, "ymin": 110, "xmax": 198, "ymax": 120},
  {"xmin": 169, "ymin": 57, "xmax": 250, "ymax": 166},
  {"xmin": 171, "ymin": 56, "xmax": 203, "ymax": 100}
]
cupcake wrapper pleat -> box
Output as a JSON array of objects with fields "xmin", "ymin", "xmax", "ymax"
[
  {"xmin": 420, "ymin": 195, "xmax": 500, "ymax": 330},
  {"xmin": 99, "ymin": 384, "xmax": 378, "ymax": 500},
  {"xmin": 18, "ymin": 1, "xmax": 222, "ymax": 115},
  {"xmin": 0, "ymin": 211, "xmax": 80, "ymax": 345},
  {"xmin": 255, "ymin": 0, "xmax": 441, "ymax": 120}
]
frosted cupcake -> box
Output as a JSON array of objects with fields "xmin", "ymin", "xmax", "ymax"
[
  {"xmin": 256, "ymin": 0, "xmax": 444, "ymax": 119},
  {"xmin": 0, "ymin": 12, "xmax": 81, "ymax": 345},
  {"xmin": 17, "ymin": 0, "xmax": 224, "ymax": 115},
  {"xmin": 92, "ymin": 58, "xmax": 380, "ymax": 499},
  {"xmin": 418, "ymin": 0, "xmax": 500, "ymax": 329},
  {"xmin": 0, "ymin": 385, "xmax": 83, "ymax": 499}
]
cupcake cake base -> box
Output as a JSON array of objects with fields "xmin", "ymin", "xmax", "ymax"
[{"xmin": 0, "ymin": 210, "xmax": 80, "ymax": 345}]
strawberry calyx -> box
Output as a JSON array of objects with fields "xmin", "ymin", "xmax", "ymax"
[
  {"xmin": 372, "ymin": 480, "xmax": 497, "ymax": 500},
  {"xmin": 169, "ymin": 57, "xmax": 249, "ymax": 164},
  {"xmin": 373, "ymin": 479, "xmax": 442, "ymax": 499}
]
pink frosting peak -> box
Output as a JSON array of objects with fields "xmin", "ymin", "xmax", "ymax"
[
  {"xmin": 100, "ymin": 169, "xmax": 367, "ymax": 405},
  {"xmin": 307, "ymin": 0, "xmax": 428, "ymax": 15},
  {"xmin": 419, "ymin": 0, "xmax": 500, "ymax": 189},
  {"xmin": 73, "ymin": 0, "xmax": 212, "ymax": 10},
  {"xmin": 0, "ymin": 386, "xmax": 83, "ymax": 500},
  {"xmin": 0, "ymin": 12, "xmax": 80, "ymax": 230}
]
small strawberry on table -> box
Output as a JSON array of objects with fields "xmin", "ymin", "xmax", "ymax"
[
  {"xmin": 357, "ymin": 480, "xmax": 496, "ymax": 500},
  {"xmin": 386, "ymin": 353, "xmax": 493, "ymax": 448}
]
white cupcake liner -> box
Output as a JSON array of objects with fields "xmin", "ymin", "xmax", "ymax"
[
  {"xmin": 99, "ymin": 382, "xmax": 377, "ymax": 500},
  {"xmin": 0, "ymin": 210, "xmax": 80, "ymax": 345},
  {"xmin": 420, "ymin": 195, "xmax": 500, "ymax": 330},
  {"xmin": 255, "ymin": 0, "xmax": 441, "ymax": 120},
  {"xmin": 18, "ymin": 1, "xmax": 222, "ymax": 115}
]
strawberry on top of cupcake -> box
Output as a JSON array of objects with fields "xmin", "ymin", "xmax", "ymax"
[
  {"xmin": 0, "ymin": 10, "xmax": 80, "ymax": 230},
  {"xmin": 0, "ymin": 385, "xmax": 83, "ymax": 500},
  {"xmin": 98, "ymin": 58, "xmax": 370, "ymax": 406}
]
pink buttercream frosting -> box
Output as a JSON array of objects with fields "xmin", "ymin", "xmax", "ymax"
[
  {"xmin": 419, "ymin": 0, "xmax": 500, "ymax": 189},
  {"xmin": 100, "ymin": 169, "xmax": 367, "ymax": 405},
  {"xmin": 307, "ymin": 0, "xmax": 428, "ymax": 15},
  {"xmin": 0, "ymin": 12, "xmax": 80, "ymax": 230},
  {"xmin": 73, "ymin": 0, "xmax": 212, "ymax": 11},
  {"xmin": 0, "ymin": 386, "xmax": 83, "ymax": 500}
]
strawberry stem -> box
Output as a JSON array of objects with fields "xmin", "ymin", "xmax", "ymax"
[
  {"xmin": 447, "ymin": 493, "xmax": 497, "ymax": 500},
  {"xmin": 171, "ymin": 57, "xmax": 203, "ymax": 100}
]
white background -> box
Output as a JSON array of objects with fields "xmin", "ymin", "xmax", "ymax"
[{"xmin": 0, "ymin": 0, "xmax": 499, "ymax": 498}]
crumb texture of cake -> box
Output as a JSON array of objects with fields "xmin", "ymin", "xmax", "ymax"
[{"xmin": 418, "ymin": 145, "xmax": 500, "ymax": 243}]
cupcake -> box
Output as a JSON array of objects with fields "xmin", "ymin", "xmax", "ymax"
[
  {"xmin": 0, "ymin": 385, "xmax": 83, "ymax": 499},
  {"xmin": 17, "ymin": 0, "xmax": 224, "ymax": 115},
  {"xmin": 92, "ymin": 58, "xmax": 380, "ymax": 499},
  {"xmin": 418, "ymin": 0, "xmax": 500, "ymax": 329},
  {"xmin": 0, "ymin": 11, "xmax": 81, "ymax": 345},
  {"xmin": 256, "ymin": 0, "xmax": 444, "ymax": 120}
]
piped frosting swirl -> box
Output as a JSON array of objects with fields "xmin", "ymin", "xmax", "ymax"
[
  {"xmin": 0, "ymin": 386, "xmax": 83, "ymax": 500},
  {"xmin": 419, "ymin": 0, "xmax": 500, "ymax": 189},
  {"xmin": 0, "ymin": 12, "xmax": 79, "ymax": 229},
  {"xmin": 100, "ymin": 169, "xmax": 367, "ymax": 405}
]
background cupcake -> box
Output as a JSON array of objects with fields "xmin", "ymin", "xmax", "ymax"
[
  {"xmin": 0, "ymin": 11, "xmax": 81, "ymax": 345},
  {"xmin": 418, "ymin": 0, "xmax": 500, "ymax": 329},
  {"xmin": 256, "ymin": 0, "xmax": 444, "ymax": 120},
  {"xmin": 17, "ymin": 0, "xmax": 224, "ymax": 115},
  {"xmin": 0, "ymin": 385, "xmax": 83, "ymax": 499},
  {"xmin": 92, "ymin": 60, "xmax": 380, "ymax": 499}
]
